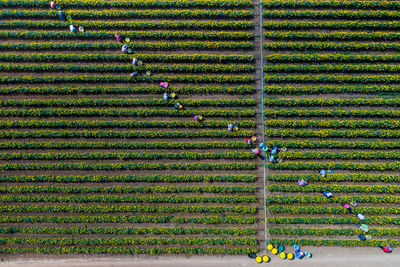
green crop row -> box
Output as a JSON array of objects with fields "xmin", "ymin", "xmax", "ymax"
[
  {"xmin": 264, "ymin": 42, "xmax": 400, "ymax": 51},
  {"xmin": 0, "ymin": 226, "xmax": 256, "ymax": 236},
  {"xmin": 268, "ymin": 205, "xmax": 400, "ymax": 215},
  {"xmin": 263, "ymin": 21, "xmax": 400, "ymax": 30},
  {"xmin": 268, "ymin": 184, "xmax": 400, "ymax": 194},
  {"xmin": 269, "ymin": 238, "xmax": 396, "ymax": 247},
  {"xmin": 268, "ymin": 161, "xmax": 400, "ymax": 171},
  {"xmin": 0, "ymin": 247, "xmax": 256, "ymax": 255},
  {"xmin": 0, "ymin": 9, "xmax": 253, "ymax": 19},
  {"xmin": 268, "ymin": 173, "xmax": 400, "ymax": 183},
  {"xmin": 0, "ymin": 185, "xmax": 256, "ymax": 194},
  {"xmin": 0, "ymin": 162, "xmax": 255, "ymax": 171},
  {"xmin": 1, "ymin": 194, "xmax": 257, "ymax": 204},
  {"xmin": 262, "ymin": 10, "xmax": 400, "ymax": 19},
  {"xmin": 0, "ymin": 85, "xmax": 254, "ymax": 95},
  {"xmin": 0, "ymin": 74, "xmax": 254, "ymax": 84},
  {"xmin": 264, "ymin": 85, "xmax": 400, "ymax": 94},
  {"xmin": 0, "ymin": 151, "xmax": 255, "ymax": 161},
  {"xmin": 1, "ymin": 205, "xmax": 256, "ymax": 215},
  {"xmin": 0, "ymin": 41, "xmax": 253, "ymax": 51},
  {"xmin": 0, "ymin": 174, "xmax": 256, "ymax": 183},
  {"xmin": 0, "ymin": 20, "xmax": 253, "ymax": 30},
  {"xmin": 0, "ymin": 237, "xmax": 257, "ymax": 246},
  {"xmin": 269, "ymin": 227, "xmax": 400, "ymax": 237},
  {"xmin": 0, "ymin": 119, "xmax": 255, "ymax": 129},
  {"xmin": 0, "ymin": 205, "xmax": 256, "ymax": 214},
  {"xmin": 0, "ymin": 215, "xmax": 257, "ymax": 224},
  {"xmin": 267, "ymin": 216, "xmax": 400, "ymax": 225},
  {"xmin": 264, "ymin": 63, "xmax": 400, "ymax": 73},
  {"xmin": 0, "ymin": 63, "xmax": 254, "ymax": 74},
  {"xmin": 0, "ymin": 141, "xmax": 250, "ymax": 150},
  {"xmin": 266, "ymin": 54, "xmax": 400, "ymax": 64},
  {"xmin": 265, "ymin": 109, "xmax": 400, "ymax": 118},
  {"xmin": 1, "ymin": 30, "xmax": 253, "ymax": 41},
  {"xmin": 266, "ymin": 119, "xmax": 400, "ymax": 129},
  {"xmin": 262, "ymin": 0, "xmax": 400, "ymax": 9},
  {"xmin": 266, "ymin": 195, "xmax": 400, "ymax": 204},
  {"xmin": 265, "ymin": 97, "xmax": 400, "ymax": 107},
  {"xmin": 267, "ymin": 129, "xmax": 400, "ymax": 138},
  {"xmin": 0, "ymin": 53, "xmax": 254, "ymax": 64},
  {"xmin": 0, "ymin": 0, "xmax": 253, "ymax": 8},
  {"xmin": 264, "ymin": 31, "xmax": 400, "ymax": 41},
  {"xmin": 0, "ymin": 98, "xmax": 255, "ymax": 107},
  {"xmin": 0, "ymin": 108, "xmax": 255, "ymax": 118},
  {"xmin": 0, "ymin": 130, "xmax": 254, "ymax": 139},
  {"xmin": 279, "ymin": 151, "xmax": 400, "ymax": 160},
  {"xmin": 263, "ymin": 140, "xmax": 400, "ymax": 150},
  {"xmin": 264, "ymin": 74, "xmax": 400, "ymax": 84}
]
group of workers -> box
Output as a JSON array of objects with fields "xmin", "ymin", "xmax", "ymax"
[
  {"xmin": 301, "ymin": 170, "xmax": 393, "ymax": 253},
  {"xmin": 52, "ymin": 1, "xmax": 84, "ymax": 33}
]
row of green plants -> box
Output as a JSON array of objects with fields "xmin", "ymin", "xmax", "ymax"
[
  {"xmin": 269, "ymin": 227, "xmax": 400, "ymax": 237},
  {"xmin": 264, "ymin": 63, "xmax": 400, "ymax": 73},
  {"xmin": 0, "ymin": 247, "xmax": 256, "ymax": 255},
  {"xmin": 0, "ymin": 63, "xmax": 255, "ymax": 74},
  {"xmin": 0, "ymin": 162, "xmax": 255, "ymax": 171},
  {"xmin": 2, "ymin": 30, "xmax": 253, "ymax": 41},
  {"xmin": 268, "ymin": 205, "xmax": 400, "ymax": 215},
  {"xmin": 0, "ymin": 215, "xmax": 257, "ymax": 224},
  {"xmin": 267, "ymin": 173, "xmax": 400, "ymax": 183},
  {"xmin": 263, "ymin": 21, "xmax": 400, "ymax": 30},
  {"xmin": 1, "ymin": 41, "xmax": 253, "ymax": 51},
  {"xmin": 0, "ymin": 185, "xmax": 256, "ymax": 194},
  {"xmin": 0, "ymin": 119, "xmax": 255, "ymax": 128},
  {"xmin": 0, "ymin": 85, "xmax": 255, "ymax": 95},
  {"xmin": 0, "ymin": 141, "xmax": 250, "ymax": 150},
  {"xmin": 262, "ymin": 0, "xmax": 400, "ymax": 9},
  {"xmin": 264, "ymin": 74, "xmax": 400, "ymax": 84},
  {"xmin": 0, "ymin": 108, "xmax": 255, "ymax": 118},
  {"xmin": 1, "ymin": 195, "xmax": 257, "ymax": 204},
  {"xmin": 267, "ymin": 216, "xmax": 400, "ymax": 225},
  {"xmin": 266, "ymin": 108, "xmax": 400, "ymax": 118},
  {"xmin": 265, "ymin": 97, "xmax": 400, "ymax": 107},
  {"xmin": 1, "ymin": 20, "xmax": 254, "ymax": 30},
  {"xmin": 262, "ymin": 10, "xmax": 400, "ymax": 19},
  {"xmin": 263, "ymin": 140, "xmax": 400, "ymax": 149},
  {"xmin": 0, "ymin": 151, "xmax": 255, "ymax": 160},
  {"xmin": 0, "ymin": 205, "xmax": 256, "ymax": 214},
  {"xmin": 0, "ymin": 226, "xmax": 256, "ymax": 236},
  {"xmin": 264, "ymin": 31, "xmax": 400, "ymax": 41},
  {"xmin": 266, "ymin": 53, "xmax": 400, "ymax": 63},
  {"xmin": 264, "ymin": 85, "xmax": 400, "ymax": 94},
  {"xmin": 264, "ymin": 42, "xmax": 400, "ymax": 51},
  {"xmin": 0, "ymin": 130, "xmax": 254, "ymax": 138},
  {"xmin": 1, "ymin": 0, "xmax": 253, "ymax": 8},
  {"xmin": 0, "ymin": 174, "xmax": 256, "ymax": 183},
  {"xmin": 0, "ymin": 237, "xmax": 257, "ymax": 246},
  {"xmin": 266, "ymin": 128, "xmax": 400, "ymax": 138},
  {"xmin": 0, "ymin": 74, "xmax": 255, "ymax": 84},
  {"xmin": 0, "ymin": 53, "xmax": 254, "ymax": 64},
  {"xmin": 267, "ymin": 161, "xmax": 400, "ymax": 171},
  {"xmin": 268, "ymin": 238, "xmax": 398, "ymax": 247},
  {"xmin": 280, "ymin": 151, "xmax": 400, "ymax": 160},
  {"xmin": 268, "ymin": 184, "xmax": 400, "ymax": 194},
  {"xmin": 0, "ymin": 10, "xmax": 253, "ymax": 19},
  {"xmin": 266, "ymin": 195, "xmax": 400, "ymax": 204},
  {"xmin": 266, "ymin": 119, "xmax": 400, "ymax": 129},
  {"xmin": 0, "ymin": 98, "xmax": 255, "ymax": 107}
]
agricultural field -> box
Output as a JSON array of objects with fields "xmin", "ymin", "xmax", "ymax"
[
  {"xmin": 0, "ymin": 0, "xmax": 261, "ymax": 255},
  {"xmin": 263, "ymin": 0, "xmax": 400, "ymax": 247}
]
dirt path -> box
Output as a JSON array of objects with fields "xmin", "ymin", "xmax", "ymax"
[{"xmin": 1, "ymin": 247, "xmax": 399, "ymax": 267}]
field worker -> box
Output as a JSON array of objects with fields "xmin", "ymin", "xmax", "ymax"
[
  {"xmin": 69, "ymin": 25, "xmax": 77, "ymax": 33},
  {"xmin": 115, "ymin": 33, "xmax": 122, "ymax": 42},
  {"xmin": 50, "ymin": 1, "xmax": 56, "ymax": 8},
  {"xmin": 121, "ymin": 45, "xmax": 128, "ymax": 53}
]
